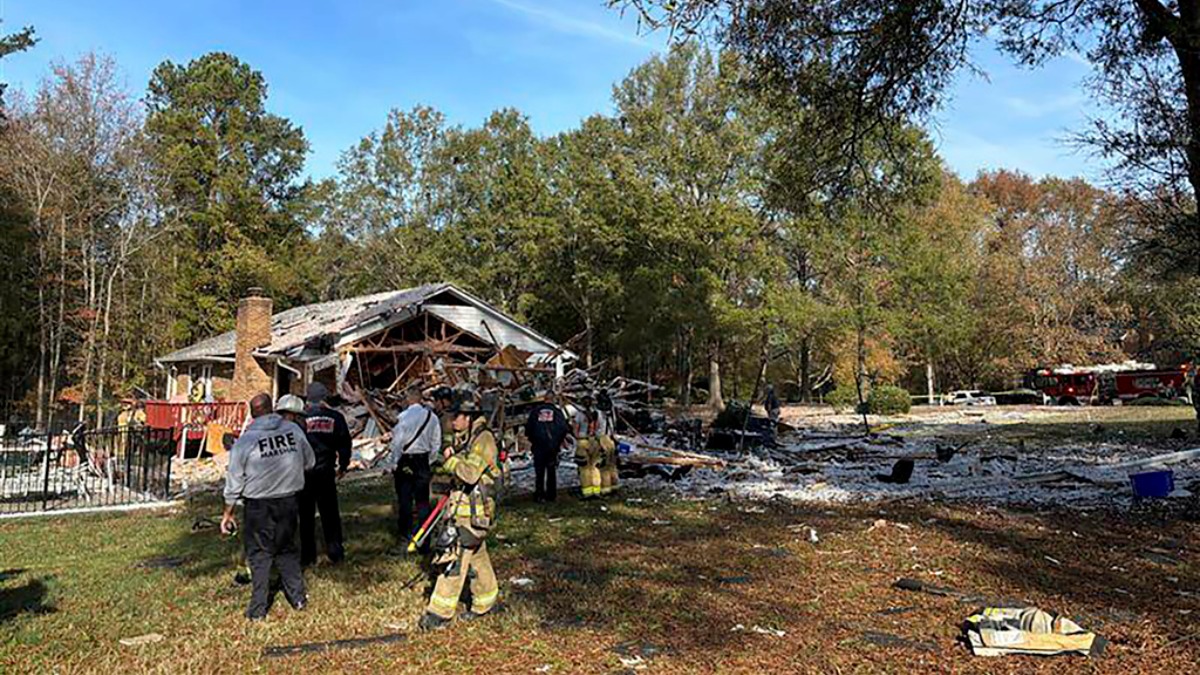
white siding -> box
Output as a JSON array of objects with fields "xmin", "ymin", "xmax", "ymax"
[{"xmin": 425, "ymin": 304, "xmax": 555, "ymax": 356}]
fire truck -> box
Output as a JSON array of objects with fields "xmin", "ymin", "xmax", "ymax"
[{"xmin": 1027, "ymin": 363, "xmax": 1193, "ymax": 405}]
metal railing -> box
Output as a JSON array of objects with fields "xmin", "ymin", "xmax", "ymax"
[{"xmin": 0, "ymin": 426, "xmax": 174, "ymax": 515}]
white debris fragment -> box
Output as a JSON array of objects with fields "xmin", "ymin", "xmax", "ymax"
[
  {"xmin": 617, "ymin": 655, "xmax": 646, "ymax": 669},
  {"xmin": 732, "ymin": 623, "xmax": 787, "ymax": 637},
  {"xmin": 509, "ymin": 577, "xmax": 535, "ymax": 588},
  {"xmin": 119, "ymin": 633, "xmax": 164, "ymax": 647}
]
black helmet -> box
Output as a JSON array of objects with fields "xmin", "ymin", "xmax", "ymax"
[
  {"xmin": 451, "ymin": 400, "xmax": 480, "ymax": 415},
  {"xmin": 431, "ymin": 386, "xmax": 455, "ymax": 403}
]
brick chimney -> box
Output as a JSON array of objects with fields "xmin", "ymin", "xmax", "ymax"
[{"xmin": 230, "ymin": 287, "xmax": 274, "ymax": 402}]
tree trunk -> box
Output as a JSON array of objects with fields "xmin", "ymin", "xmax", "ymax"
[
  {"xmin": 799, "ymin": 336, "xmax": 812, "ymax": 403},
  {"xmin": 582, "ymin": 294, "xmax": 594, "ymax": 369},
  {"xmin": 680, "ymin": 328, "xmax": 693, "ymax": 407},
  {"xmin": 584, "ymin": 315, "xmax": 594, "ymax": 369},
  {"xmin": 854, "ymin": 301, "xmax": 869, "ymax": 434},
  {"xmin": 707, "ymin": 342, "xmax": 725, "ymax": 412},
  {"xmin": 926, "ymin": 361, "xmax": 936, "ymax": 406},
  {"xmin": 1138, "ymin": 0, "xmax": 1200, "ymax": 264},
  {"xmin": 47, "ymin": 214, "xmax": 67, "ymax": 432},
  {"xmin": 36, "ymin": 284, "xmax": 46, "ymax": 430},
  {"xmin": 79, "ymin": 235, "xmax": 99, "ymax": 424},
  {"xmin": 96, "ymin": 267, "xmax": 119, "ymax": 429}
]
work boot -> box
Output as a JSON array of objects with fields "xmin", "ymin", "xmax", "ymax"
[
  {"xmin": 287, "ymin": 591, "xmax": 308, "ymax": 611},
  {"xmin": 327, "ymin": 545, "xmax": 345, "ymax": 565},
  {"xmin": 460, "ymin": 604, "xmax": 502, "ymax": 622},
  {"xmin": 418, "ymin": 612, "xmax": 452, "ymax": 631}
]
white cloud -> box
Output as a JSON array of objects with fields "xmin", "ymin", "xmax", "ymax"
[
  {"xmin": 1001, "ymin": 92, "xmax": 1084, "ymax": 118},
  {"xmin": 487, "ymin": 0, "xmax": 657, "ymax": 50}
]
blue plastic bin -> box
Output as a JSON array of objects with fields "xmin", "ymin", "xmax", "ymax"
[
  {"xmin": 617, "ymin": 440, "xmax": 634, "ymax": 456},
  {"xmin": 1129, "ymin": 470, "xmax": 1174, "ymax": 498}
]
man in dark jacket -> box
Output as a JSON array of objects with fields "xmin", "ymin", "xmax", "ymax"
[
  {"xmin": 525, "ymin": 397, "xmax": 569, "ymax": 502},
  {"xmin": 299, "ymin": 382, "xmax": 352, "ymax": 566}
]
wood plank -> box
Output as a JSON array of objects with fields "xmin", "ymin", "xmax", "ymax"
[{"xmin": 345, "ymin": 344, "xmax": 493, "ymax": 354}]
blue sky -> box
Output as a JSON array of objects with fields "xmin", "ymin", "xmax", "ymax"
[{"xmin": 1, "ymin": 0, "xmax": 1104, "ymax": 182}]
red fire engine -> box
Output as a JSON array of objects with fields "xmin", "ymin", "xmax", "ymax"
[{"xmin": 1028, "ymin": 364, "xmax": 1193, "ymax": 405}]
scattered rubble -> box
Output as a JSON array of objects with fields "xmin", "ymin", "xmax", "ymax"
[{"xmin": 620, "ymin": 408, "xmax": 1200, "ymax": 508}]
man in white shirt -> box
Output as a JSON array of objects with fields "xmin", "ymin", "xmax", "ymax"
[{"xmin": 386, "ymin": 386, "xmax": 442, "ymax": 551}]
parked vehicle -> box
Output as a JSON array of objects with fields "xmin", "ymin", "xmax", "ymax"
[
  {"xmin": 1027, "ymin": 363, "xmax": 1192, "ymax": 405},
  {"xmin": 943, "ymin": 390, "xmax": 997, "ymax": 406}
]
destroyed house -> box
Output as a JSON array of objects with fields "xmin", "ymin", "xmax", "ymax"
[{"xmin": 155, "ymin": 283, "xmax": 570, "ymax": 403}]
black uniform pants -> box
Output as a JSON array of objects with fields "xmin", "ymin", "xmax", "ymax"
[
  {"xmin": 243, "ymin": 494, "xmax": 305, "ymax": 618},
  {"xmin": 532, "ymin": 445, "xmax": 558, "ymax": 501},
  {"xmin": 393, "ymin": 454, "xmax": 432, "ymax": 543},
  {"xmin": 299, "ymin": 469, "xmax": 344, "ymax": 566}
]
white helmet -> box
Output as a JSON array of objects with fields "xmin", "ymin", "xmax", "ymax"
[{"xmin": 276, "ymin": 394, "xmax": 305, "ymax": 414}]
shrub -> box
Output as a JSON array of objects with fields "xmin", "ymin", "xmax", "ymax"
[
  {"xmin": 826, "ymin": 384, "xmax": 861, "ymax": 412},
  {"xmin": 867, "ymin": 385, "xmax": 912, "ymax": 415}
]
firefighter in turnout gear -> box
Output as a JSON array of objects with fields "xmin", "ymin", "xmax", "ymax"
[
  {"xmin": 419, "ymin": 400, "xmax": 501, "ymax": 630},
  {"xmin": 595, "ymin": 393, "xmax": 619, "ymax": 496},
  {"xmin": 572, "ymin": 397, "xmax": 602, "ymax": 499}
]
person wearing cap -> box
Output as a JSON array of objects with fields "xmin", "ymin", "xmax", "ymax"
[
  {"xmin": 420, "ymin": 399, "xmax": 500, "ymax": 630},
  {"xmin": 220, "ymin": 392, "xmax": 315, "ymax": 620},
  {"xmin": 385, "ymin": 385, "xmax": 441, "ymax": 550},
  {"xmin": 299, "ymin": 382, "xmax": 352, "ymax": 566}
]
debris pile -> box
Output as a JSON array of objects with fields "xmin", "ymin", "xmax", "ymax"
[{"xmin": 623, "ymin": 411, "xmax": 1200, "ymax": 508}]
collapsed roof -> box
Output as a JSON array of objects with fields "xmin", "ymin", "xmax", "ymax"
[{"xmin": 156, "ymin": 283, "xmax": 569, "ymax": 366}]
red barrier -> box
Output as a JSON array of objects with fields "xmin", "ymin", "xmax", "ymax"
[{"xmin": 144, "ymin": 401, "xmax": 247, "ymax": 440}]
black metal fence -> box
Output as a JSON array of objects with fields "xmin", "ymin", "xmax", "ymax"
[{"xmin": 0, "ymin": 426, "xmax": 175, "ymax": 515}]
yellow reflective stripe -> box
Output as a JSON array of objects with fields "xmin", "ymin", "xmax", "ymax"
[
  {"xmin": 445, "ymin": 456, "xmax": 460, "ymax": 471},
  {"xmin": 473, "ymin": 589, "xmax": 498, "ymax": 608},
  {"xmin": 430, "ymin": 593, "xmax": 459, "ymax": 611}
]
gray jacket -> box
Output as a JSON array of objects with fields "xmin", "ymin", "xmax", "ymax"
[{"xmin": 224, "ymin": 414, "xmax": 315, "ymax": 505}]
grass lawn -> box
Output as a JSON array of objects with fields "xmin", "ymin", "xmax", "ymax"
[
  {"xmin": 3, "ymin": 418, "xmax": 1200, "ymax": 673},
  {"xmin": 902, "ymin": 403, "xmax": 1199, "ymax": 448}
]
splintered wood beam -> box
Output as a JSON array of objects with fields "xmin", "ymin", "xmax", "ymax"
[
  {"xmin": 386, "ymin": 356, "xmax": 423, "ymax": 393},
  {"xmin": 444, "ymin": 364, "xmax": 554, "ymax": 373},
  {"xmin": 345, "ymin": 344, "xmax": 493, "ymax": 354}
]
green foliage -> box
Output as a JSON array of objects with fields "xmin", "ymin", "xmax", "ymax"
[
  {"xmin": 146, "ymin": 52, "xmax": 312, "ymax": 343},
  {"xmin": 0, "ymin": 37, "xmax": 1180, "ymax": 426},
  {"xmin": 826, "ymin": 384, "xmax": 861, "ymax": 412},
  {"xmin": 866, "ymin": 385, "xmax": 912, "ymax": 415},
  {"xmin": 0, "ymin": 22, "xmax": 36, "ymax": 109}
]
